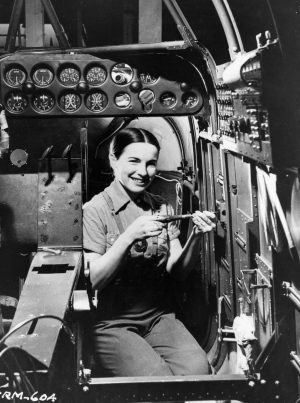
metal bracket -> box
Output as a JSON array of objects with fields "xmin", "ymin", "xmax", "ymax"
[
  {"xmin": 78, "ymin": 359, "xmax": 91, "ymax": 386},
  {"xmin": 237, "ymin": 269, "xmax": 256, "ymax": 304},
  {"xmin": 290, "ymin": 351, "xmax": 300, "ymax": 376},
  {"xmin": 235, "ymin": 231, "xmax": 247, "ymax": 252},
  {"xmin": 177, "ymin": 25, "xmax": 199, "ymax": 49},
  {"xmin": 282, "ymin": 282, "xmax": 300, "ymax": 311},
  {"xmin": 250, "ymin": 268, "xmax": 271, "ymax": 290},
  {"xmin": 256, "ymin": 31, "xmax": 279, "ymax": 51},
  {"xmin": 217, "ymin": 296, "xmax": 236, "ymax": 343}
]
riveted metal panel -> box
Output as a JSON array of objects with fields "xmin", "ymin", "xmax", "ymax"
[{"xmin": 37, "ymin": 159, "xmax": 82, "ymax": 249}]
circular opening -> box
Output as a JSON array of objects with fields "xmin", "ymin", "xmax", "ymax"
[
  {"xmin": 115, "ymin": 92, "xmax": 131, "ymax": 108},
  {"xmin": 111, "ymin": 63, "xmax": 133, "ymax": 85}
]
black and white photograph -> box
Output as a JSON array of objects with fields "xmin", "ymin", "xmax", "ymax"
[{"xmin": 0, "ymin": 1, "xmax": 299, "ymax": 402}]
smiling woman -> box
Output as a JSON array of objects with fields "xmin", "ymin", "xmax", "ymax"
[
  {"xmin": 83, "ymin": 127, "xmax": 216, "ymax": 377},
  {"xmin": 109, "ymin": 128, "xmax": 160, "ymax": 196}
]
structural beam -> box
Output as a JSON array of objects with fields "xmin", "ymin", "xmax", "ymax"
[
  {"xmin": 138, "ymin": 0, "xmax": 162, "ymax": 43},
  {"xmin": 25, "ymin": 0, "xmax": 44, "ymax": 47}
]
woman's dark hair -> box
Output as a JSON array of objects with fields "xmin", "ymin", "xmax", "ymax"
[{"xmin": 109, "ymin": 128, "xmax": 160, "ymax": 159}]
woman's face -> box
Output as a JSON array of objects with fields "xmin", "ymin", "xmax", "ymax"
[{"xmin": 112, "ymin": 142, "xmax": 158, "ymax": 196}]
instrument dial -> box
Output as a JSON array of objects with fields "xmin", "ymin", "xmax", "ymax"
[
  {"xmin": 5, "ymin": 68, "xmax": 27, "ymax": 87},
  {"xmin": 59, "ymin": 67, "xmax": 80, "ymax": 86},
  {"xmin": 182, "ymin": 92, "xmax": 199, "ymax": 108},
  {"xmin": 111, "ymin": 64, "xmax": 133, "ymax": 85},
  {"xmin": 86, "ymin": 66, "xmax": 107, "ymax": 85},
  {"xmin": 139, "ymin": 72, "xmax": 158, "ymax": 84},
  {"xmin": 6, "ymin": 92, "xmax": 28, "ymax": 112},
  {"xmin": 115, "ymin": 92, "xmax": 131, "ymax": 108},
  {"xmin": 86, "ymin": 92, "xmax": 108, "ymax": 112},
  {"xmin": 59, "ymin": 93, "xmax": 81, "ymax": 112},
  {"xmin": 160, "ymin": 92, "xmax": 177, "ymax": 108},
  {"xmin": 33, "ymin": 92, "xmax": 55, "ymax": 112},
  {"xmin": 33, "ymin": 68, "xmax": 54, "ymax": 87}
]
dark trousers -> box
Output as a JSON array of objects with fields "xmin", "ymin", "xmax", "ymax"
[{"xmin": 93, "ymin": 312, "xmax": 210, "ymax": 377}]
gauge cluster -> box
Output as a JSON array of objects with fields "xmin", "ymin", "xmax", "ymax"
[{"xmin": 0, "ymin": 54, "xmax": 204, "ymax": 117}]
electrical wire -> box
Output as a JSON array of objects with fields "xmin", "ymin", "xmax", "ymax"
[
  {"xmin": 155, "ymin": 174, "xmax": 183, "ymax": 206},
  {"xmin": 0, "ymin": 346, "xmax": 38, "ymax": 392},
  {"xmin": 0, "ymin": 346, "xmax": 37, "ymax": 395}
]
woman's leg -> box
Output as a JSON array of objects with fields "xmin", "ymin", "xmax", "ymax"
[
  {"xmin": 93, "ymin": 322, "xmax": 173, "ymax": 377},
  {"xmin": 144, "ymin": 313, "xmax": 210, "ymax": 375}
]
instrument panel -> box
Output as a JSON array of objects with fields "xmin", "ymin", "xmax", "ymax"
[{"xmin": 0, "ymin": 54, "xmax": 205, "ymax": 117}]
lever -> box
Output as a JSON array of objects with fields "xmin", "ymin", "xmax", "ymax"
[
  {"xmin": 41, "ymin": 145, "xmax": 54, "ymax": 185},
  {"xmin": 62, "ymin": 144, "xmax": 75, "ymax": 182}
]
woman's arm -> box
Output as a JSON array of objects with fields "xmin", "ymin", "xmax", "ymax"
[
  {"xmin": 166, "ymin": 211, "xmax": 216, "ymax": 281},
  {"xmin": 84, "ymin": 215, "xmax": 165, "ymax": 291},
  {"xmin": 84, "ymin": 232, "xmax": 134, "ymax": 291}
]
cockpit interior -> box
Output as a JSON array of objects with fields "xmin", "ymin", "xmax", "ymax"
[{"xmin": 0, "ymin": 1, "xmax": 300, "ymax": 402}]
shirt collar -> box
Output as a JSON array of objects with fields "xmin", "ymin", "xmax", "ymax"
[{"xmin": 105, "ymin": 179, "xmax": 156, "ymax": 213}]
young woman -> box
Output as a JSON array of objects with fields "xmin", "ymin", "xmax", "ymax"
[{"xmin": 83, "ymin": 128, "xmax": 216, "ymax": 377}]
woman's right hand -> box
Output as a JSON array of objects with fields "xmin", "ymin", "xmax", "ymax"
[{"xmin": 125, "ymin": 215, "xmax": 165, "ymax": 243}]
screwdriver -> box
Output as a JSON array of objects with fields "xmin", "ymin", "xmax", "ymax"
[
  {"xmin": 158, "ymin": 214, "xmax": 192, "ymax": 222},
  {"xmin": 157, "ymin": 212, "xmax": 219, "ymax": 222}
]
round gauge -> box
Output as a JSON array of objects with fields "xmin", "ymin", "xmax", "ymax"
[
  {"xmin": 160, "ymin": 92, "xmax": 176, "ymax": 108},
  {"xmin": 115, "ymin": 92, "xmax": 131, "ymax": 108},
  {"xmin": 59, "ymin": 93, "xmax": 81, "ymax": 112},
  {"xmin": 33, "ymin": 92, "xmax": 55, "ymax": 112},
  {"xmin": 33, "ymin": 68, "xmax": 53, "ymax": 87},
  {"xmin": 5, "ymin": 68, "xmax": 26, "ymax": 87},
  {"xmin": 182, "ymin": 92, "xmax": 199, "ymax": 108},
  {"xmin": 111, "ymin": 64, "xmax": 133, "ymax": 85},
  {"xmin": 59, "ymin": 67, "xmax": 80, "ymax": 86},
  {"xmin": 86, "ymin": 66, "xmax": 107, "ymax": 86},
  {"xmin": 6, "ymin": 92, "xmax": 28, "ymax": 113},
  {"xmin": 86, "ymin": 92, "xmax": 108, "ymax": 112},
  {"xmin": 139, "ymin": 73, "xmax": 158, "ymax": 84}
]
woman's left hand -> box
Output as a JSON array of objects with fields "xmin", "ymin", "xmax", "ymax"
[{"xmin": 192, "ymin": 211, "xmax": 216, "ymax": 235}]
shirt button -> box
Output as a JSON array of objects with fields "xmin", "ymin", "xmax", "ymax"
[{"xmin": 137, "ymin": 199, "xmax": 140, "ymax": 203}]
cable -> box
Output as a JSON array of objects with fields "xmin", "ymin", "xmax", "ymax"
[
  {"xmin": 0, "ymin": 346, "xmax": 38, "ymax": 392},
  {"xmin": 0, "ymin": 314, "xmax": 75, "ymax": 346},
  {"xmin": 154, "ymin": 174, "xmax": 183, "ymax": 206}
]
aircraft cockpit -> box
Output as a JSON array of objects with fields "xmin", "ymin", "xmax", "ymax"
[{"xmin": 0, "ymin": 1, "xmax": 299, "ymax": 402}]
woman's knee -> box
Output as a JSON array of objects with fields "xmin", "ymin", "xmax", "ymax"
[{"xmin": 186, "ymin": 353, "xmax": 210, "ymax": 375}]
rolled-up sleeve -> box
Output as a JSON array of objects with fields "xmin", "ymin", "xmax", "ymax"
[{"xmin": 83, "ymin": 202, "xmax": 106, "ymax": 255}]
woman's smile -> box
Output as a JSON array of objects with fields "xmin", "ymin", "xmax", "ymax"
[{"xmin": 112, "ymin": 142, "xmax": 158, "ymax": 196}]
